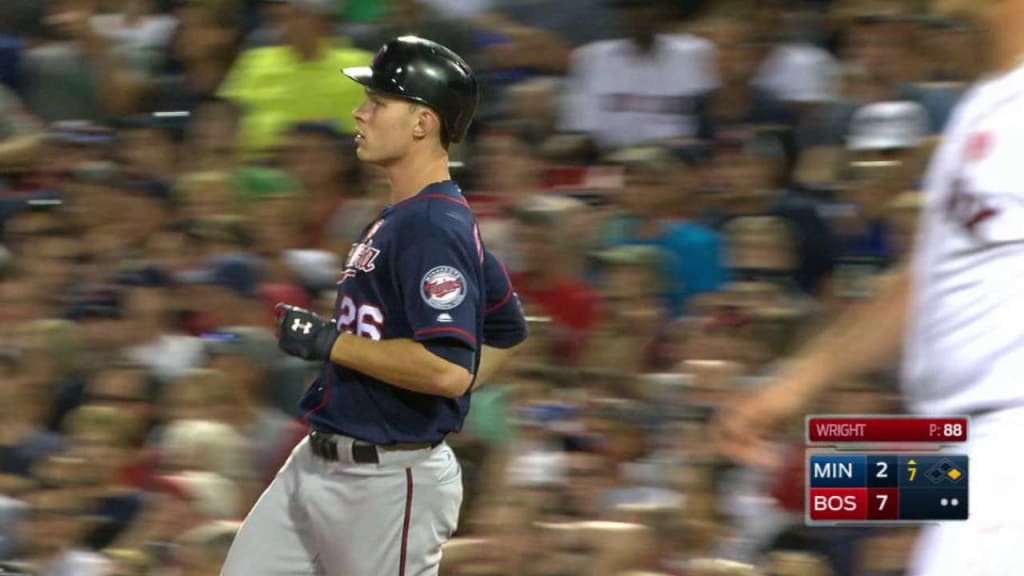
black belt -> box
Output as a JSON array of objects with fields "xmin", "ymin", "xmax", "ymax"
[{"xmin": 308, "ymin": 430, "xmax": 440, "ymax": 464}]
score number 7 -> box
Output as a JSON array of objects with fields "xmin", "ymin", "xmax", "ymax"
[{"xmin": 875, "ymin": 493, "xmax": 888, "ymax": 510}]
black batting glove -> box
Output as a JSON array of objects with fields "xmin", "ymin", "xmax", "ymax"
[{"xmin": 275, "ymin": 303, "xmax": 340, "ymax": 363}]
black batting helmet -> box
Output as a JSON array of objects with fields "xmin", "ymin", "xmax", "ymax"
[{"xmin": 342, "ymin": 36, "xmax": 478, "ymax": 144}]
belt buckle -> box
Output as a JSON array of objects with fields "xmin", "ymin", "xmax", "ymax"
[
  {"xmin": 311, "ymin": 430, "xmax": 339, "ymax": 462},
  {"xmin": 352, "ymin": 442, "xmax": 379, "ymax": 464}
]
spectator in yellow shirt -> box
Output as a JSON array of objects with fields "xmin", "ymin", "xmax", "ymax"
[{"xmin": 218, "ymin": 0, "xmax": 372, "ymax": 158}]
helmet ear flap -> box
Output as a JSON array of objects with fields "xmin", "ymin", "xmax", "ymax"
[
  {"xmin": 430, "ymin": 109, "xmax": 452, "ymax": 148},
  {"xmin": 440, "ymin": 124, "xmax": 451, "ymax": 148}
]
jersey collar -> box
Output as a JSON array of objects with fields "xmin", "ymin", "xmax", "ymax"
[{"xmin": 386, "ymin": 180, "xmax": 467, "ymax": 211}]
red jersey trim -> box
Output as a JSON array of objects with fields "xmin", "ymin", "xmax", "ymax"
[{"xmin": 414, "ymin": 326, "xmax": 478, "ymax": 346}]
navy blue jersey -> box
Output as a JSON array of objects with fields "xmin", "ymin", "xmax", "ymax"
[
  {"xmin": 481, "ymin": 248, "xmax": 528, "ymax": 349},
  {"xmin": 301, "ymin": 181, "xmax": 487, "ymax": 444}
]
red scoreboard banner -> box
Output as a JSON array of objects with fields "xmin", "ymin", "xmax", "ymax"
[{"xmin": 806, "ymin": 415, "xmax": 968, "ymax": 444}]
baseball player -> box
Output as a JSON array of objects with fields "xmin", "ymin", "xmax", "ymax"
[
  {"xmin": 716, "ymin": 1, "xmax": 1024, "ymax": 574},
  {"xmin": 221, "ymin": 36, "xmax": 528, "ymax": 576}
]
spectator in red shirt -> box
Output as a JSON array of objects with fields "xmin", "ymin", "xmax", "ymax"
[{"xmin": 511, "ymin": 200, "xmax": 600, "ymax": 364}]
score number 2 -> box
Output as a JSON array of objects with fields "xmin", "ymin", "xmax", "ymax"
[{"xmin": 875, "ymin": 461, "xmax": 888, "ymax": 479}]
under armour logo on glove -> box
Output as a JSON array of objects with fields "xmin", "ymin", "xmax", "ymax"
[
  {"xmin": 275, "ymin": 303, "xmax": 340, "ymax": 363},
  {"xmin": 291, "ymin": 318, "xmax": 314, "ymax": 335}
]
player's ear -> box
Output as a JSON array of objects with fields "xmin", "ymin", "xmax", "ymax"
[{"xmin": 411, "ymin": 106, "xmax": 439, "ymax": 142}]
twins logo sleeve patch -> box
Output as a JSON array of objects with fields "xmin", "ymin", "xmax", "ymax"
[{"xmin": 420, "ymin": 266, "xmax": 467, "ymax": 310}]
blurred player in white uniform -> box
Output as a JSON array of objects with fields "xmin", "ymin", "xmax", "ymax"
[{"xmin": 715, "ymin": 1, "xmax": 1024, "ymax": 574}]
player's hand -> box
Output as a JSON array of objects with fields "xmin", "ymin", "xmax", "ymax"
[
  {"xmin": 711, "ymin": 378, "xmax": 812, "ymax": 469},
  {"xmin": 275, "ymin": 303, "xmax": 339, "ymax": 363}
]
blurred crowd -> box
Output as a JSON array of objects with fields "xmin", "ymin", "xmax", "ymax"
[{"xmin": 0, "ymin": 0, "xmax": 980, "ymax": 574}]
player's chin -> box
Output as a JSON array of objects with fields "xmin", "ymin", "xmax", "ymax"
[
  {"xmin": 356, "ymin": 146, "xmax": 398, "ymax": 166},
  {"xmin": 355, "ymin": 143, "xmax": 378, "ymax": 163}
]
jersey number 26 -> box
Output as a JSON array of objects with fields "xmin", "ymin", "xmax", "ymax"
[{"xmin": 337, "ymin": 296, "xmax": 384, "ymax": 340}]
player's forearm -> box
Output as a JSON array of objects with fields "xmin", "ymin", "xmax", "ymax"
[
  {"xmin": 783, "ymin": 269, "xmax": 912, "ymax": 405},
  {"xmin": 472, "ymin": 344, "xmax": 520, "ymax": 391},
  {"xmin": 329, "ymin": 334, "xmax": 473, "ymax": 399}
]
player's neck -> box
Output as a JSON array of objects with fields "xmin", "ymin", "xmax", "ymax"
[{"xmin": 386, "ymin": 150, "xmax": 452, "ymax": 204}]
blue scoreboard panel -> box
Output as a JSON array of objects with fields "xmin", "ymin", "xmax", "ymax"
[{"xmin": 807, "ymin": 453, "xmax": 968, "ymax": 522}]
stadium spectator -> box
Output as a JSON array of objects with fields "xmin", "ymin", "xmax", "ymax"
[
  {"xmin": 583, "ymin": 246, "xmax": 668, "ymax": 374},
  {"xmin": 277, "ymin": 121, "xmax": 357, "ymax": 250},
  {"xmin": 711, "ymin": 129, "xmax": 838, "ymax": 296},
  {"xmin": 558, "ymin": 0, "xmax": 718, "ymax": 151},
  {"xmin": 826, "ymin": 101, "xmax": 929, "ymax": 297},
  {"xmin": 21, "ymin": 0, "xmax": 151, "ymax": 120},
  {"xmin": 602, "ymin": 145, "xmax": 726, "ymax": 316},
  {"xmin": 471, "ymin": 123, "xmax": 547, "ymax": 270},
  {"xmin": 701, "ymin": 18, "xmax": 793, "ymax": 139},
  {"xmin": 150, "ymin": 0, "xmax": 243, "ymax": 112},
  {"xmin": 512, "ymin": 199, "xmax": 601, "ymax": 365},
  {"xmin": 217, "ymin": 0, "xmax": 373, "ymax": 157},
  {"xmin": 203, "ymin": 326, "xmax": 303, "ymax": 485}
]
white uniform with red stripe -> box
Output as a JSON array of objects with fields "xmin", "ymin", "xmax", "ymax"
[{"xmin": 903, "ymin": 63, "xmax": 1024, "ymax": 575}]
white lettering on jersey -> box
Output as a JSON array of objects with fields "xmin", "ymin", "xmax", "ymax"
[
  {"xmin": 336, "ymin": 295, "xmax": 384, "ymax": 340},
  {"xmin": 338, "ymin": 219, "xmax": 385, "ymax": 284}
]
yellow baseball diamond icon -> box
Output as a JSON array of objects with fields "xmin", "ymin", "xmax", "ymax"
[{"xmin": 948, "ymin": 468, "xmax": 963, "ymax": 481}]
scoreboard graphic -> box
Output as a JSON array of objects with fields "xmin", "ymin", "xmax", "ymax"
[{"xmin": 805, "ymin": 415, "xmax": 970, "ymax": 525}]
